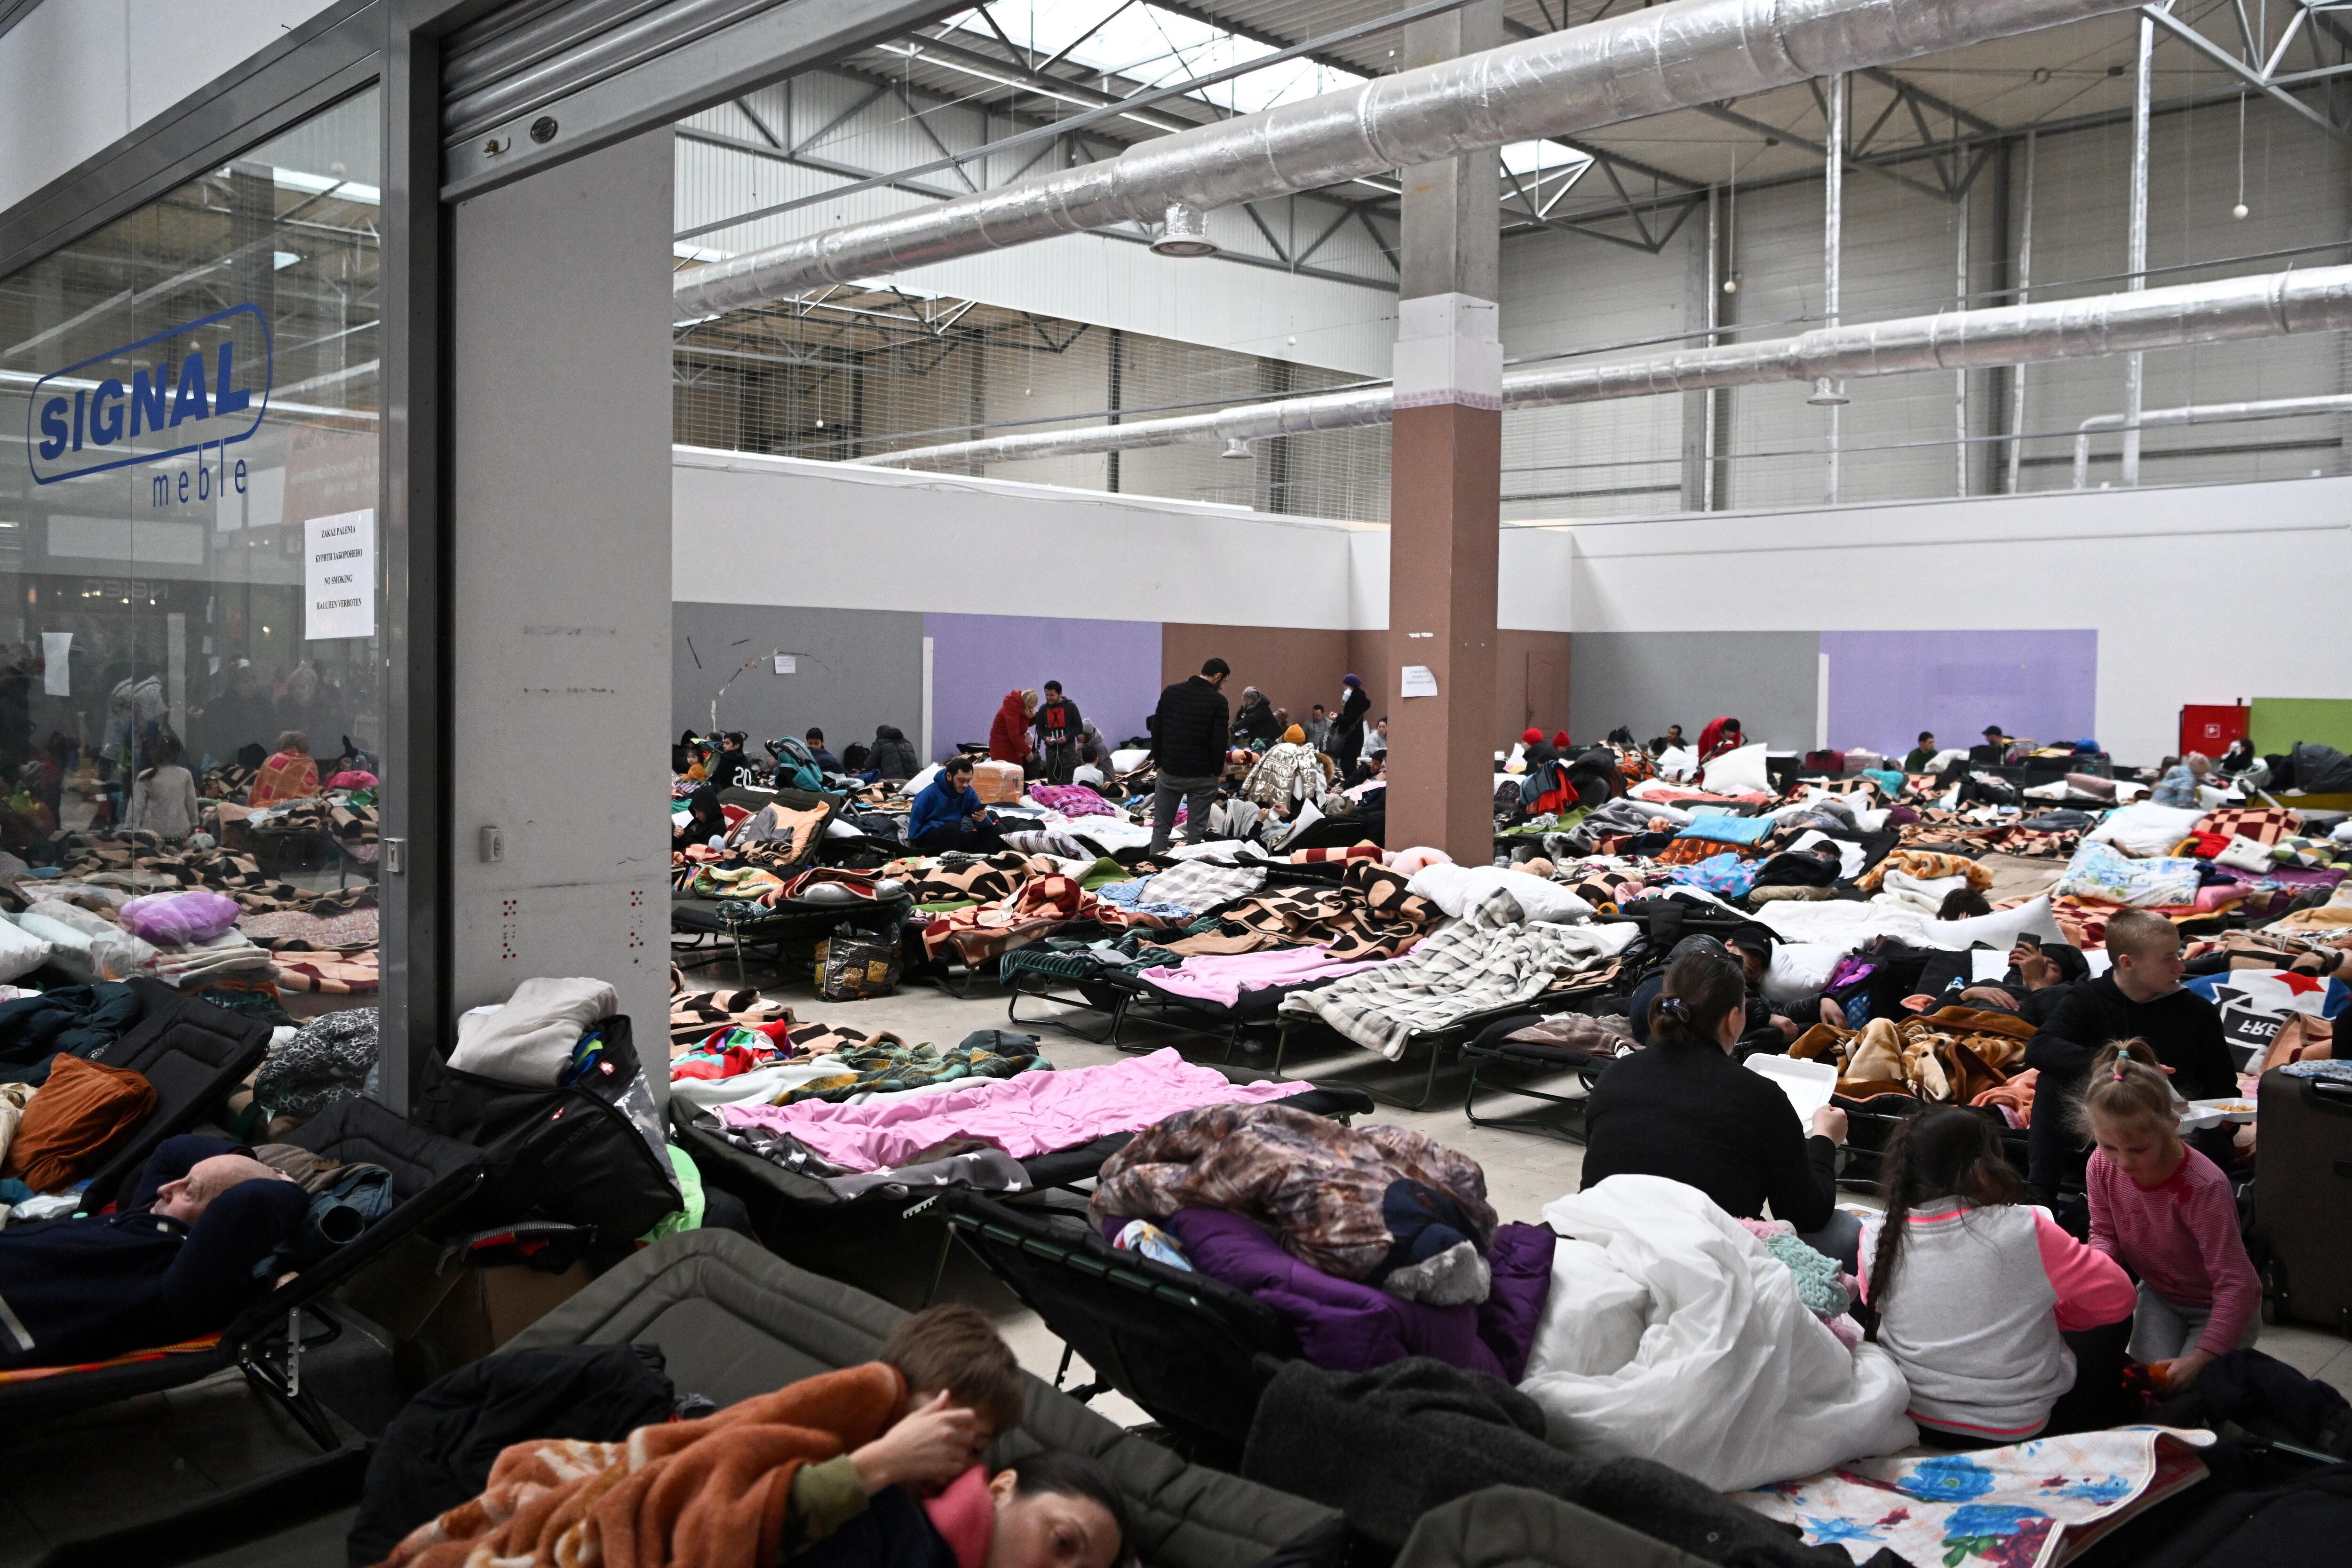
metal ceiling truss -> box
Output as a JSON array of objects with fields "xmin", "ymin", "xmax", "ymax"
[
  {"xmin": 2140, "ymin": 0, "xmax": 2352, "ymax": 143},
  {"xmin": 677, "ymin": 56, "xmax": 1397, "ymax": 290}
]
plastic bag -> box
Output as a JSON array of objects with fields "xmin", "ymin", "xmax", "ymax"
[
  {"xmin": 121, "ymin": 889, "xmax": 242, "ymax": 946},
  {"xmin": 815, "ymin": 925, "xmax": 900, "ymax": 1001}
]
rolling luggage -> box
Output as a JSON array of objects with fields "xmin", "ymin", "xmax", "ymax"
[{"xmin": 2252, "ymin": 1066, "xmax": 2352, "ymax": 1334}]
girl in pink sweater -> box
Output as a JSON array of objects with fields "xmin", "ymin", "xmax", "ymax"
[{"xmin": 2078, "ymin": 1040, "xmax": 2261, "ymax": 1394}]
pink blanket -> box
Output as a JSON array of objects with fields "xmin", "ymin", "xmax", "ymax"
[
  {"xmin": 1137, "ymin": 946, "xmax": 1390, "ymax": 1009},
  {"xmin": 716, "ymin": 1048, "xmax": 1310, "ymax": 1172}
]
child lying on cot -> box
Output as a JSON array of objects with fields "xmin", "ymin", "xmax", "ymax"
[{"xmin": 380, "ymin": 1302, "xmax": 1128, "ymax": 1568}]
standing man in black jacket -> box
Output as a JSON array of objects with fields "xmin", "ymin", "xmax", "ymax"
[
  {"xmin": 2023, "ymin": 908, "xmax": 2237, "ymax": 1204},
  {"xmin": 1148, "ymin": 658, "xmax": 1230, "ymax": 853}
]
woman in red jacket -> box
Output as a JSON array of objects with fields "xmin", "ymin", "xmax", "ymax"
[{"xmin": 988, "ymin": 690, "xmax": 1036, "ymax": 764}]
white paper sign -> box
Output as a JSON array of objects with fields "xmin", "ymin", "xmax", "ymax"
[
  {"xmin": 1745, "ymin": 1053, "xmax": 1838, "ymax": 1122},
  {"xmin": 304, "ymin": 508, "xmax": 374, "ymax": 640},
  {"xmin": 1399, "ymin": 664, "xmax": 1438, "ymax": 698},
  {"xmin": 773, "ymin": 654, "xmax": 796, "ymax": 675},
  {"xmin": 40, "ymin": 631, "xmax": 70, "ymax": 696}
]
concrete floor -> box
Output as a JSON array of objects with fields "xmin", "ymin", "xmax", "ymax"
[{"xmin": 8, "ymin": 955, "xmax": 2348, "ymax": 1565}]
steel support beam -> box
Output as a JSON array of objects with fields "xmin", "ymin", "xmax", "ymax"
[{"xmin": 442, "ymin": 0, "xmax": 967, "ymax": 198}]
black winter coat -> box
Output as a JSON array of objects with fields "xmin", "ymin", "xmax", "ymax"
[
  {"xmin": 1151, "ymin": 677, "xmax": 1231, "ymax": 777},
  {"xmin": 867, "ymin": 726, "xmax": 919, "ymax": 780},
  {"xmin": 348, "ymin": 1342, "xmax": 676, "ymax": 1566}
]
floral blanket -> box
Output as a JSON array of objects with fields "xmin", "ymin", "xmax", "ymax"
[{"xmin": 1738, "ymin": 1426, "xmax": 2214, "ymax": 1568}]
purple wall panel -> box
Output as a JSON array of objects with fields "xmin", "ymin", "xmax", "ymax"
[
  {"xmin": 923, "ymin": 613, "xmax": 1164, "ymax": 763},
  {"xmin": 1822, "ymin": 630, "xmax": 2098, "ymax": 759}
]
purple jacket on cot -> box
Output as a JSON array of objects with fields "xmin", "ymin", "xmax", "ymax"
[{"xmin": 1121, "ymin": 1208, "xmax": 1555, "ymax": 1382}]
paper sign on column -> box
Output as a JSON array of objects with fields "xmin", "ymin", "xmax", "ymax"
[
  {"xmin": 1745, "ymin": 1053, "xmax": 1837, "ymax": 1122},
  {"xmin": 304, "ymin": 508, "xmax": 374, "ymax": 640},
  {"xmin": 40, "ymin": 632, "xmax": 70, "ymax": 696},
  {"xmin": 1400, "ymin": 665, "xmax": 1438, "ymax": 698}
]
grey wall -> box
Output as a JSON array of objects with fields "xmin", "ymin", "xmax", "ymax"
[
  {"xmin": 1569, "ymin": 631, "xmax": 1820, "ymax": 753},
  {"xmin": 675, "ymin": 602, "xmax": 923, "ymax": 755},
  {"xmin": 449, "ymin": 130, "xmax": 674, "ymax": 1056}
]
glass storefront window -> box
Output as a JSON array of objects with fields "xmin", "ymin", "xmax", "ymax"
[{"xmin": 0, "ymin": 89, "xmax": 383, "ymax": 1075}]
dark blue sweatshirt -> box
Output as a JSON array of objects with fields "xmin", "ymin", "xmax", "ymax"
[{"xmin": 0, "ymin": 1135, "xmax": 306, "ymax": 1369}]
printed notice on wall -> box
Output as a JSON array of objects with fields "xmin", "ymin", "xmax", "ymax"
[
  {"xmin": 40, "ymin": 631, "xmax": 71, "ymax": 696},
  {"xmin": 773, "ymin": 654, "xmax": 796, "ymax": 675},
  {"xmin": 1399, "ymin": 664, "xmax": 1438, "ymax": 698},
  {"xmin": 304, "ymin": 508, "xmax": 374, "ymax": 640}
]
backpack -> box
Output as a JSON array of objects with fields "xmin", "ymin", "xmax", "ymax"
[
  {"xmin": 413, "ymin": 1014, "xmax": 680, "ymax": 1244},
  {"xmin": 764, "ymin": 735, "xmax": 825, "ymax": 790}
]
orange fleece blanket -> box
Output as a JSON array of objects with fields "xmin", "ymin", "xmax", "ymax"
[{"xmin": 379, "ymin": 1363, "xmax": 904, "ymax": 1568}]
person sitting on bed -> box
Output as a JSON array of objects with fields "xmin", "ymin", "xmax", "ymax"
[
  {"xmin": 1580, "ymin": 941, "xmax": 1858, "ymax": 1268},
  {"xmin": 908, "ymin": 757, "xmax": 1005, "ymax": 853},
  {"xmin": 675, "ymin": 780, "xmax": 729, "ymax": 852},
  {"xmin": 248, "ymin": 730, "xmax": 320, "ymax": 806},
  {"xmin": 0, "ymin": 1135, "xmax": 306, "ymax": 1370}
]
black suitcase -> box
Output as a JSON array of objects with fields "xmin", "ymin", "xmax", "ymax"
[{"xmin": 2253, "ymin": 1067, "xmax": 2352, "ymax": 1334}]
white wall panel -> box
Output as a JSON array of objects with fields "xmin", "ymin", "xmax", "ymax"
[{"xmin": 1563, "ymin": 475, "xmax": 2352, "ymax": 762}]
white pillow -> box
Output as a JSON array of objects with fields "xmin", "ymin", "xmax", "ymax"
[
  {"xmin": 901, "ymin": 762, "xmax": 941, "ymax": 797},
  {"xmin": 1110, "ymin": 748, "xmax": 1151, "ymax": 774},
  {"xmin": 1655, "ymin": 745, "xmax": 1698, "ymax": 780},
  {"xmin": 1700, "ymin": 742, "xmax": 1772, "ymax": 796},
  {"xmin": 1763, "ymin": 942, "xmax": 1849, "ymax": 1003},
  {"xmin": 2087, "ymin": 801, "xmax": 2207, "ymax": 858},
  {"xmin": 1406, "ymin": 863, "xmax": 1596, "ymax": 924},
  {"xmin": 0, "ymin": 915, "xmax": 50, "ymax": 982},
  {"xmin": 1918, "ymin": 894, "xmax": 2062, "ymax": 952}
]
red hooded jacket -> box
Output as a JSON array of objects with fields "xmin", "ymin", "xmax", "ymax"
[{"xmin": 988, "ymin": 692, "xmax": 1031, "ymax": 763}]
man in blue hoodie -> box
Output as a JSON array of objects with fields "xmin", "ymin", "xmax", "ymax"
[{"xmin": 907, "ymin": 756, "xmax": 1004, "ymax": 853}]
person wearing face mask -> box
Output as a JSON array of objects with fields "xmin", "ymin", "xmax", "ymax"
[
  {"xmin": 2022, "ymin": 908, "xmax": 2237, "ymax": 1207},
  {"xmin": 0, "ymin": 1136, "xmax": 304, "ymax": 1369}
]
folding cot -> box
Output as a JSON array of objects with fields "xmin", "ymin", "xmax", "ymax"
[
  {"xmin": 0, "ymin": 1095, "xmax": 484, "ymax": 1446},
  {"xmin": 670, "ymin": 1068, "xmax": 1373, "ymax": 1301}
]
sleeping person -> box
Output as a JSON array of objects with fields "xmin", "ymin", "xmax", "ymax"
[{"xmin": 0, "ymin": 1135, "xmax": 305, "ymax": 1369}]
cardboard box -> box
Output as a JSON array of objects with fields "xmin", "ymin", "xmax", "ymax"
[
  {"xmin": 341, "ymin": 1234, "xmax": 593, "ymax": 1386},
  {"xmin": 971, "ymin": 759, "xmax": 1025, "ymax": 804}
]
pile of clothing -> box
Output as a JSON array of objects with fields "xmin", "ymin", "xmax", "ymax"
[{"xmin": 1092, "ymin": 1102, "xmax": 1554, "ymax": 1380}]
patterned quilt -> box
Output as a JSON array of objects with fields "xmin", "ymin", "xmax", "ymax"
[
  {"xmin": 1277, "ymin": 888, "xmax": 1626, "ymax": 1061},
  {"xmin": 1739, "ymin": 1426, "xmax": 2213, "ymax": 1568}
]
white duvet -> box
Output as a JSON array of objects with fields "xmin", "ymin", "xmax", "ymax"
[{"xmin": 1519, "ymin": 1176, "xmax": 1916, "ymax": 1491}]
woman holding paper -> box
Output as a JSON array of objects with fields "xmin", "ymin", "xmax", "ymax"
[{"xmin": 1579, "ymin": 940, "xmax": 1860, "ymax": 1267}]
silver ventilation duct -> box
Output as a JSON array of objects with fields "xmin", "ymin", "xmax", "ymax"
[
  {"xmin": 843, "ymin": 264, "xmax": 2352, "ymax": 470},
  {"xmin": 673, "ymin": 0, "xmax": 2136, "ymax": 319}
]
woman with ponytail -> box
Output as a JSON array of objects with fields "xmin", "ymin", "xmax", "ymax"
[
  {"xmin": 2078, "ymin": 1040, "xmax": 2261, "ymax": 1391},
  {"xmin": 1859, "ymin": 1108, "xmax": 2134, "ymax": 1447},
  {"xmin": 1580, "ymin": 939, "xmax": 1860, "ymax": 1266}
]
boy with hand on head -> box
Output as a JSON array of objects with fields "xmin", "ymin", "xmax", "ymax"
[
  {"xmin": 793, "ymin": 1304, "xmax": 1132, "ymax": 1568},
  {"xmin": 787, "ymin": 1303, "xmax": 1028, "ymax": 1553}
]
